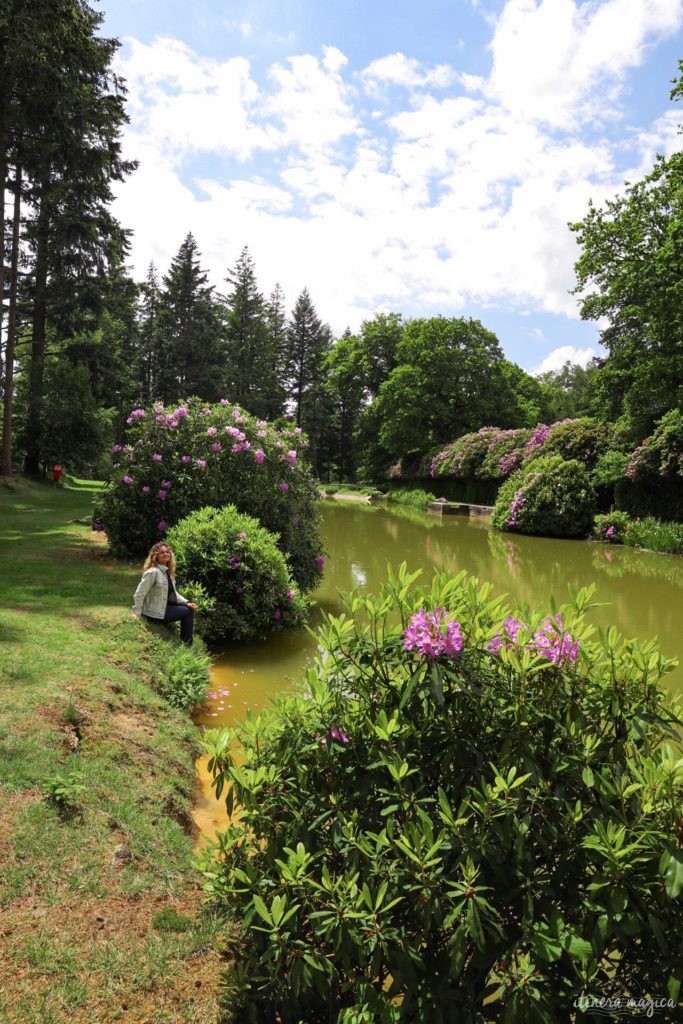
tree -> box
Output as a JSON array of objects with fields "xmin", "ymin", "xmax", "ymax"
[
  {"xmin": 223, "ymin": 247, "xmax": 282, "ymax": 418},
  {"xmin": 321, "ymin": 331, "xmax": 368, "ymax": 481},
  {"xmin": 537, "ymin": 359, "xmax": 600, "ymax": 422},
  {"xmin": 157, "ymin": 234, "xmax": 224, "ymax": 402},
  {"xmin": 137, "ymin": 262, "xmax": 162, "ymax": 405},
  {"xmin": 283, "ymin": 288, "xmax": 332, "ymax": 429},
  {"xmin": 371, "ymin": 317, "xmax": 518, "ymax": 467},
  {"xmin": 1, "ymin": 0, "xmax": 134, "ymax": 474},
  {"xmin": 571, "ymin": 62, "xmax": 683, "ymax": 440}
]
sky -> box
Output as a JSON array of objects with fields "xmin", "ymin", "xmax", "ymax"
[{"xmin": 99, "ymin": 0, "xmax": 683, "ymax": 374}]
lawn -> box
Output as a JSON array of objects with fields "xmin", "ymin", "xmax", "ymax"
[{"xmin": 0, "ymin": 476, "xmax": 224, "ymax": 1024}]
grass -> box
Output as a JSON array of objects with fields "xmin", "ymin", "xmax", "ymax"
[
  {"xmin": 320, "ymin": 482, "xmax": 378, "ymax": 496},
  {"xmin": 0, "ymin": 476, "xmax": 225, "ymax": 1024},
  {"xmin": 624, "ymin": 516, "xmax": 683, "ymax": 555},
  {"xmin": 384, "ymin": 486, "xmax": 437, "ymax": 509}
]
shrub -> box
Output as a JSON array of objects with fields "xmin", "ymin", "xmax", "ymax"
[
  {"xmin": 167, "ymin": 505, "xmax": 308, "ymax": 642},
  {"xmin": 624, "ymin": 517, "xmax": 683, "ymax": 556},
  {"xmin": 541, "ymin": 417, "xmax": 609, "ymax": 469},
  {"xmin": 201, "ymin": 565, "xmax": 683, "ymax": 1023},
  {"xmin": 591, "ymin": 450, "xmax": 629, "ymax": 488},
  {"xmin": 385, "ymin": 487, "xmax": 436, "ymax": 509},
  {"xmin": 592, "ymin": 511, "xmax": 630, "ymax": 545},
  {"xmin": 626, "ymin": 409, "xmax": 683, "ymax": 481},
  {"xmin": 491, "ymin": 455, "xmax": 596, "ymax": 538},
  {"xmin": 156, "ymin": 639, "xmax": 212, "ymax": 711},
  {"xmin": 93, "ymin": 398, "xmax": 324, "ymax": 591}
]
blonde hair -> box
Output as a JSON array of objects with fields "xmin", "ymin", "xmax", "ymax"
[{"xmin": 143, "ymin": 542, "xmax": 176, "ymax": 576}]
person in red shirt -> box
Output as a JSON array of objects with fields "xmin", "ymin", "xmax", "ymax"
[{"xmin": 53, "ymin": 464, "xmax": 62, "ymax": 487}]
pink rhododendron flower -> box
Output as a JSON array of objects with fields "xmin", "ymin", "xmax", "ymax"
[
  {"xmin": 161, "ymin": 480, "xmax": 171, "ymax": 489},
  {"xmin": 286, "ymin": 589, "xmax": 295, "ymax": 600},
  {"xmin": 196, "ymin": 459, "xmax": 207, "ymax": 469},
  {"xmin": 207, "ymin": 426, "xmax": 218, "ymax": 436},
  {"xmin": 220, "ymin": 399, "xmax": 230, "ymax": 406},
  {"xmin": 142, "ymin": 485, "xmax": 150, "ymax": 494},
  {"xmin": 181, "ymin": 455, "xmax": 191, "ymax": 464},
  {"xmin": 257, "ymin": 430, "xmax": 267, "ymax": 438},
  {"xmin": 286, "ymin": 450, "xmax": 297, "ymax": 465},
  {"xmin": 403, "ymin": 608, "xmax": 464, "ymax": 659},
  {"xmin": 112, "ymin": 444, "xmax": 123, "ymax": 453},
  {"xmin": 122, "ymin": 475, "xmax": 134, "ymax": 485},
  {"xmin": 330, "ymin": 726, "xmax": 349, "ymax": 745},
  {"xmin": 152, "ymin": 453, "xmax": 162, "ymax": 462},
  {"xmin": 254, "ymin": 449, "xmax": 265, "ymax": 464},
  {"xmin": 211, "ymin": 442, "xmax": 222, "ymax": 452},
  {"xmin": 157, "ymin": 489, "xmax": 167, "ymax": 500},
  {"xmin": 237, "ymin": 532, "xmax": 247, "ymax": 540},
  {"xmin": 274, "ymin": 609, "xmax": 281, "ymax": 620},
  {"xmin": 157, "ymin": 520, "xmax": 169, "ymax": 532},
  {"xmin": 279, "ymin": 481, "xmax": 289, "ymax": 493},
  {"xmin": 315, "ymin": 555, "xmax": 325, "ymax": 571}
]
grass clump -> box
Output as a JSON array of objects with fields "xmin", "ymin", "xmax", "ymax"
[
  {"xmin": 385, "ymin": 486, "xmax": 436, "ymax": 509},
  {"xmin": 624, "ymin": 516, "xmax": 683, "ymax": 555}
]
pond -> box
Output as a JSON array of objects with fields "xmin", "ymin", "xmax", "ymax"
[{"xmin": 193, "ymin": 499, "xmax": 683, "ymax": 837}]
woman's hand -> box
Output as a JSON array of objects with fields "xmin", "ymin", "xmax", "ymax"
[
  {"xmin": 186, "ymin": 602, "xmax": 197, "ymax": 611},
  {"xmin": 131, "ymin": 612, "xmax": 140, "ymax": 619}
]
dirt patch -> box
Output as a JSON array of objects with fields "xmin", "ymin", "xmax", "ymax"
[{"xmin": 0, "ymin": 890, "xmax": 226, "ymax": 1024}]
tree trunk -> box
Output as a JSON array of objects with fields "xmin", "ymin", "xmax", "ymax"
[
  {"xmin": 1, "ymin": 164, "xmax": 21, "ymax": 475},
  {"xmin": 23, "ymin": 174, "xmax": 49, "ymax": 475}
]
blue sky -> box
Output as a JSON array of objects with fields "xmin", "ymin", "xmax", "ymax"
[{"xmin": 100, "ymin": 0, "xmax": 683, "ymax": 373}]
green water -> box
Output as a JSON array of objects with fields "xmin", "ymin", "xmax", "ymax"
[{"xmin": 193, "ymin": 500, "xmax": 682, "ymax": 834}]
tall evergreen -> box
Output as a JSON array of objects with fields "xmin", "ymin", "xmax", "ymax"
[
  {"xmin": 284, "ymin": 288, "xmax": 332, "ymax": 469},
  {"xmin": 263, "ymin": 282, "xmax": 288, "ymax": 419},
  {"xmin": 137, "ymin": 262, "xmax": 163, "ymax": 404},
  {"xmin": 1, "ymin": 0, "xmax": 134, "ymax": 474},
  {"xmin": 157, "ymin": 234, "xmax": 224, "ymax": 402},
  {"xmin": 223, "ymin": 246, "xmax": 279, "ymax": 417}
]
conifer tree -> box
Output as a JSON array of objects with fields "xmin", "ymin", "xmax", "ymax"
[
  {"xmin": 284, "ymin": 288, "xmax": 333, "ymax": 471},
  {"xmin": 157, "ymin": 234, "xmax": 224, "ymax": 402},
  {"xmin": 223, "ymin": 246, "xmax": 278, "ymax": 417}
]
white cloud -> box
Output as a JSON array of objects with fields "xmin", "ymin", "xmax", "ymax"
[
  {"xmin": 479, "ymin": 0, "xmax": 683, "ymax": 128},
  {"xmin": 361, "ymin": 52, "xmax": 456, "ymax": 92},
  {"xmin": 111, "ymin": 3, "xmax": 683, "ymax": 338},
  {"xmin": 534, "ymin": 345, "xmax": 598, "ymax": 374}
]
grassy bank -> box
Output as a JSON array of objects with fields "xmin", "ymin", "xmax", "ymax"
[{"xmin": 0, "ymin": 477, "xmax": 223, "ymax": 1024}]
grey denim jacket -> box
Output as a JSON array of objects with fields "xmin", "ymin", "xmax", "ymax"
[{"xmin": 132, "ymin": 565, "xmax": 188, "ymax": 620}]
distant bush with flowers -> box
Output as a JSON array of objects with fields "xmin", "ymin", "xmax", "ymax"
[
  {"xmin": 167, "ymin": 506, "xmax": 308, "ymax": 642},
  {"xmin": 93, "ymin": 398, "xmax": 324, "ymax": 591},
  {"xmin": 200, "ymin": 564, "xmax": 683, "ymax": 1023},
  {"xmin": 430, "ymin": 427, "xmax": 529, "ymax": 482},
  {"xmin": 625, "ymin": 410, "xmax": 683, "ymax": 480},
  {"xmin": 540, "ymin": 417, "xmax": 610, "ymax": 469},
  {"xmin": 592, "ymin": 511, "xmax": 631, "ymax": 545},
  {"xmin": 491, "ymin": 455, "xmax": 596, "ymax": 538}
]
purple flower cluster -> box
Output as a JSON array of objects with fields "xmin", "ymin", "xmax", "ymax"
[
  {"xmin": 505, "ymin": 489, "xmax": 526, "ymax": 528},
  {"xmin": 498, "ymin": 451, "xmax": 519, "ymax": 477},
  {"xmin": 487, "ymin": 614, "xmax": 579, "ymax": 667},
  {"xmin": 403, "ymin": 608, "xmax": 464, "ymax": 660},
  {"xmin": 524, "ymin": 424, "xmax": 550, "ymax": 459},
  {"xmin": 319, "ymin": 725, "xmax": 350, "ymax": 747}
]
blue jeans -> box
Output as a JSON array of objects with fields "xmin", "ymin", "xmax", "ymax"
[{"xmin": 145, "ymin": 604, "xmax": 194, "ymax": 645}]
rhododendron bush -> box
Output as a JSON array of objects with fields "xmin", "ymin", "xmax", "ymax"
[
  {"xmin": 491, "ymin": 455, "xmax": 596, "ymax": 538},
  {"xmin": 167, "ymin": 506, "xmax": 308, "ymax": 641},
  {"xmin": 200, "ymin": 565, "xmax": 683, "ymax": 1023},
  {"xmin": 93, "ymin": 398, "xmax": 324, "ymax": 591}
]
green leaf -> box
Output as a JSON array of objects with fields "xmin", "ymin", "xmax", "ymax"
[
  {"xmin": 663, "ymin": 847, "xmax": 683, "ymax": 899},
  {"xmin": 582, "ymin": 766, "xmax": 594, "ymax": 788},
  {"xmin": 564, "ymin": 934, "xmax": 594, "ymax": 961}
]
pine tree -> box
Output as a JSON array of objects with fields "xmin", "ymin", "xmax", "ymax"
[
  {"xmin": 1, "ymin": 0, "xmax": 135, "ymax": 473},
  {"xmin": 284, "ymin": 288, "xmax": 333, "ymax": 470},
  {"xmin": 223, "ymin": 246, "xmax": 276, "ymax": 416},
  {"xmin": 157, "ymin": 234, "xmax": 224, "ymax": 402},
  {"xmin": 137, "ymin": 262, "xmax": 162, "ymax": 404}
]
